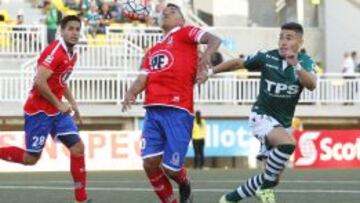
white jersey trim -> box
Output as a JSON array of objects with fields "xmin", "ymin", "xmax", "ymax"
[
  {"xmin": 142, "ymin": 151, "xmax": 164, "ymax": 159},
  {"xmin": 162, "ymin": 163, "xmax": 181, "ymax": 171},
  {"xmin": 49, "ymin": 41, "xmax": 62, "ymax": 56},
  {"xmin": 160, "ymin": 26, "xmax": 181, "ymax": 43},
  {"xmin": 195, "ymin": 30, "xmax": 206, "ymax": 43},
  {"xmin": 58, "ymin": 36, "xmax": 78, "ymax": 59}
]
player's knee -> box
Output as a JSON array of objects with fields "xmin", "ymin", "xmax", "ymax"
[
  {"xmin": 163, "ymin": 167, "xmax": 178, "ymax": 179},
  {"xmin": 69, "ymin": 141, "xmax": 85, "ymax": 156},
  {"xmin": 143, "ymin": 157, "xmax": 161, "ymax": 172},
  {"xmin": 277, "ymin": 143, "xmax": 296, "ymax": 154},
  {"xmin": 24, "ymin": 153, "xmax": 40, "ymax": 165}
]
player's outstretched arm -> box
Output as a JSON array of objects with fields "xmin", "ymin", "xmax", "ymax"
[
  {"xmin": 122, "ymin": 74, "xmax": 147, "ymax": 112},
  {"xmin": 197, "ymin": 58, "xmax": 244, "ymax": 84},
  {"xmin": 212, "ymin": 58, "xmax": 245, "ymax": 74},
  {"xmin": 34, "ymin": 65, "xmax": 71, "ymax": 113}
]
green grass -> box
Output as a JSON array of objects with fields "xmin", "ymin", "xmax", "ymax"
[{"xmin": 0, "ymin": 169, "xmax": 359, "ymax": 203}]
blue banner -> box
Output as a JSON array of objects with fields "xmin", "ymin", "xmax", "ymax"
[{"xmin": 138, "ymin": 118, "xmax": 258, "ymax": 157}]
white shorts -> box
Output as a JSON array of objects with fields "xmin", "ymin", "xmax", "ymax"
[{"xmin": 249, "ymin": 112, "xmax": 292, "ymax": 160}]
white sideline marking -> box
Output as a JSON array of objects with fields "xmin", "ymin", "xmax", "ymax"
[
  {"xmin": 0, "ymin": 180, "xmax": 359, "ymax": 184},
  {"xmin": 0, "ymin": 186, "xmax": 359, "ymax": 194}
]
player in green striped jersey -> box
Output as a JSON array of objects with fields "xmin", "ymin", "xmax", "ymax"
[{"xmin": 199, "ymin": 22, "xmax": 317, "ymax": 203}]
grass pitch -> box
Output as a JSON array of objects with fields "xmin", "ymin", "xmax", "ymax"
[{"xmin": 0, "ymin": 169, "xmax": 359, "ymax": 203}]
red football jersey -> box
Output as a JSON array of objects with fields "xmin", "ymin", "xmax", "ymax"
[
  {"xmin": 24, "ymin": 38, "xmax": 78, "ymax": 115},
  {"xmin": 142, "ymin": 26, "xmax": 206, "ymax": 113}
]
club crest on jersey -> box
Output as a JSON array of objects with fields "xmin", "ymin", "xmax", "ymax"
[{"xmin": 149, "ymin": 50, "xmax": 174, "ymax": 71}]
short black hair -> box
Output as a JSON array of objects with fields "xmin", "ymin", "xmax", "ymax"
[
  {"xmin": 60, "ymin": 15, "xmax": 81, "ymax": 29},
  {"xmin": 281, "ymin": 22, "xmax": 304, "ymax": 35},
  {"xmin": 166, "ymin": 3, "xmax": 184, "ymax": 19}
]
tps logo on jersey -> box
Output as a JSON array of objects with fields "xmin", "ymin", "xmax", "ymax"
[
  {"xmin": 264, "ymin": 79, "xmax": 299, "ymax": 96},
  {"xmin": 149, "ymin": 50, "xmax": 174, "ymax": 71},
  {"xmin": 295, "ymin": 132, "xmax": 320, "ymax": 166}
]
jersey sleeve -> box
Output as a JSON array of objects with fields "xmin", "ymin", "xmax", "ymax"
[
  {"xmin": 243, "ymin": 50, "xmax": 267, "ymax": 71},
  {"xmin": 181, "ymin": 26, "xmax": 206, "ymax": 44},
  {"xmin": 300, "ymin": 55, "xmax": 316, "ymax": 74},
  {"xmin": 37, "ymin": 45, "xmax": 62, "ymax": 71}
]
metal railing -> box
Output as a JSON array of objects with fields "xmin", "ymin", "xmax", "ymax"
[
  {"xmin": 1, "ymin": 69, "xmax": 359, "ymax": 105},
  {"xmin": 0, "ymin": 24, "xmax": 46, "ymax": 57}
]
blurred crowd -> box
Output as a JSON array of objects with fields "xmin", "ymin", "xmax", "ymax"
[
  {"xmin": 34, "ymin": 0, "xmax": 167, "ymax": 43},
  {"xmin": 342, "ymin": 51, "xmax": 359, "ymax": 74}
]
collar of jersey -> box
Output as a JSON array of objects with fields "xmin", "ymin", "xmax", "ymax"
[
  {"xmin": 160, "ymin": 26, "xmax": 181, "ymax": 42},
  {"xmin": 58, "ymin": 36, "xmax": 78, "ymax": 59}
]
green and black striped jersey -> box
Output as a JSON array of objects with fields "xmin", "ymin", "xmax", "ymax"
[{"xmin": 243, "ymin": 49, "xmax": 316, "ymax": 128}]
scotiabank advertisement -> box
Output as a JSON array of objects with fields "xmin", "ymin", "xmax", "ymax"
[
  {"xmin": 293, "ymin": 130, "xmax": 360, "ymax": 168},
  {"xmin": 0, "ymin": 131, "xmax": 143, "ymax": 172}
]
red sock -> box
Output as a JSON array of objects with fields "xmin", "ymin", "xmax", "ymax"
[
  {"xmin": 172, "ymin": 168, "xmax": 189, "ymax": 186},
  {"xmin": 147, "ymin": 167, "xmax": 177, "ymax": 203},
  {"xmin": 0, "ymin": 146, "xmax": 25, "ymax": 164},
  {"xmin": 70, "ymin": 155, "xmax": 87, "ymax": 201}
]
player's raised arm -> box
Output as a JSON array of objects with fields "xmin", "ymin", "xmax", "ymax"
[
  {"xmin": 195, "ymin": 33, "xmax": 221, "ymax": 84},
  {"xmin": 122, "ymin": 73, "xmax": 148, "ymax": 112},
  {"xmin": 34, "ymin": 65, "xmax": 71, "ymax": 113},
  {"xmin": 285, "ymin": 52, "xmax": 317, "ymax": 91},
  {"xmin": 199, "ymin": 32, "xmax": 222, "ymax": 67},
  {"xmin": 297, "ymin": 68, "xmax": 317, "ymax": 91}
]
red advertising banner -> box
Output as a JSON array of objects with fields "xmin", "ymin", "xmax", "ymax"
[{"xmin": 293, "ymin": 130, "xmax": 360, "ymax": 168}]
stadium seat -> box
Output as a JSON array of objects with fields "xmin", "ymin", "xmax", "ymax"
[
  {"xmin": 0, "ymin": 22, "xmax": 11, "ymax": 48},
  {"xmin": 51, "ymin": 0, "xmax": 66, "ymax": 11},
  {"xmin": 64, "ymin": 9, "xmax": 78, "ymax": 16},
  {"xmin": 0, "ymin": 9, "xmax": 13, "ymax": 23}
]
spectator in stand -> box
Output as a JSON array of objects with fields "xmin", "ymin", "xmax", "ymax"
[
  {"xmin": 85, "ymin": 4, "xmax": 100, "ymax": 36},
  {"xmin": 342, "ymin": 52, "xmax": 355, "ymax": 74},
  {"xmin": 77, "ymin": 12, "xmax": 88, "ymax": 40},
  {"xmin": 350, "ymin": 51, "xmax": 358, "ymax": 72},
  {"xmin": 112, "ymin": 0, "xmax": 125, "ymax": 22},
  {"xmin": 80, "ymin": 0, "xmax": 100, "ymax": 13},
  {"xmin": 44, "ymin": 1, "xmax": 62, "ymax": 44},
  {"xmin": 13, "ymin": 10, "xmax": 26, "ymax": 52},
  {"xmin": 342, "ymin": 51, "xmax": 357, "ymax": 105},
  {"xmin": 64, "ymin": 0, "xmax": 82, "ymax": 10},
  {"xmin": 99, "ymin": 2, "xmax": 113, "ymax": 34},
  {"xmin": 15, "ymin": 11, "xmax": 24, "ymax": 25}
]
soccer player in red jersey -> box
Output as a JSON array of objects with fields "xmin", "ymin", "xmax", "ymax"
[
  {"xmin": 0, "ymin": 15, "xmax": 91, "ymax": 203},
  {"xmin": 122, "ymin": 3, "xmax": 221, "ymax": 203}
]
